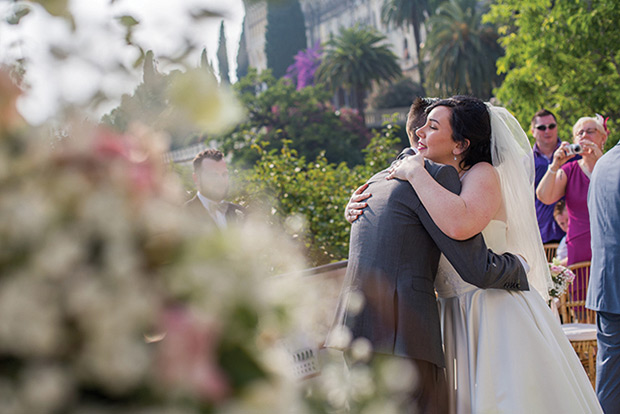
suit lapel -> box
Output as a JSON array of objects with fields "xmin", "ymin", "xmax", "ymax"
[{"xmin": 187, "ymin": 195, "xmax": 218, "ymax": 227}]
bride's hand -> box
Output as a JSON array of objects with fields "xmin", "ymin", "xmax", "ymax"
[
  {"xmin": 344, "ymin": 183, "xmax": 371, "ymax": 223},
  {"xmin": 386, "ymin": 152, "xmax": 424, "ymax": 181}
]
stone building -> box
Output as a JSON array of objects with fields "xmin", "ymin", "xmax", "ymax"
[
  {"xmin": 242, "ymin": 0, "xmax": 421, "ymax": 123},
  {"xmin": 243, "ymin": 0, "xmax": 423, "ymax": 81},
  {"xmin": 300, "ymin": 0, "xmax": 422, "ymax": 80},
  {"xmin": 243, "ymin": 1, "xmax": 268, "ymax": 73}
]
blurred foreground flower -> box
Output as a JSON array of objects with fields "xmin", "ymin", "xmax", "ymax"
[
  {"xmin": 0, "ymin": 69, "xmax": 304, "ymax": 412},
  {"xmin": 155, "ymin": 307, "xmax": 230, "ymax": 402},
  {"xmin": 0, "ymin": 68, "xmax": 416, "ymax": 413},
  {"xmin": 167, "ymin": 68, "xmax": 244, "ymax": 135}
]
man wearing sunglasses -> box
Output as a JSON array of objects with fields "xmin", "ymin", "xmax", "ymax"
[{"xmin": 531, "ymin": 109, "xmax": 566, "ymax": 244}]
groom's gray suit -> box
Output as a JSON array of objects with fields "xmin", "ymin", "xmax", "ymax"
[{"xmin": 326, "ymin": 160, "xmax": 529, "ymax": 411}]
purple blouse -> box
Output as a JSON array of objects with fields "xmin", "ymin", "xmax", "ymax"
[{"xmin": 561, "ymin": 161, "xmax": 592, "ymax": 266}]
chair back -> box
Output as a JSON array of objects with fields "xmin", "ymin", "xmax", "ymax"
[
  {"xmin": 558, "ymin": 261, "xmax": 595, "ymax": 324},
  {"xmin": 543, "ymin": 242, "xmax": 559, "ymax": 262}
]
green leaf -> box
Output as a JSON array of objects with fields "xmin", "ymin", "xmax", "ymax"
[
  {"xmin": 6, "ymin": 4, "xmax": 31, "ymax": 25},
  {"xmin": 116, "ymin": 14, "xmax": 139, "ymax": 27},
  {"xmin": 189, "ymin": 8, "xmax": 222, "ymax": 20}
]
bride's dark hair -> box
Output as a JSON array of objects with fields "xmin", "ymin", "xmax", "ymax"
[{"xmin": 425, "ymin": 95, "xmax": 492, "ymax": 171}]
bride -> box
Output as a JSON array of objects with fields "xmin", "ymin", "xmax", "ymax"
[{"xmin": 352, "ymin": 96, "xmax": 601, "ymax": 413}]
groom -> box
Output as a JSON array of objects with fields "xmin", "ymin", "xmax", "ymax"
[{"xmin": 326, "ymin": 103, "xmax": 529, "ymax": 413}]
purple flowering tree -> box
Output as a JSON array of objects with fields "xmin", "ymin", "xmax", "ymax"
[{"xmin": 285, "ymin": 42, "xmax": 323, "ymax": 90}]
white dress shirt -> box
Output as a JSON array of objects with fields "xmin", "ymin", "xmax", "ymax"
[{"xmin": 197, "ymin": 192, "xmax": 227, "ymax": 228}]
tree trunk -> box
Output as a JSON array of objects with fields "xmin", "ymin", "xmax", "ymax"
[
  {"xmin": 412, "ymin": 18, "xmax": 426, "ymax": 95},
  {"xmin": 355, "ymin": 85, "xmax": 366, "ymax": 127}
]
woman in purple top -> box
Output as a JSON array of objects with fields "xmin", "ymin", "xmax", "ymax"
[
  {"xmin": 560, "ymin": 160, "xmax": 593, "ymax": 264},
  {"xmin": 537, "ymin": 115, "xmax": 608, "ymax": 265}
]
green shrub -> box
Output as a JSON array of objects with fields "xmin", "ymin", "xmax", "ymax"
[{"xmin": 233, "ymin": 119, "xmax": 402, "ymax": 266}]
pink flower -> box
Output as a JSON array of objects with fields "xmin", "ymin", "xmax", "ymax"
[
  {"xmin": 93, "ymin": 128, "xmax": 131, "ymax": 160},
  {"xmin": 92, "ymin": 127, "xmax": 161, "ymax": 196},
  {"xmin": 0, "ymin": 69, "xmax": 26, "ymax": 133},
  {"xmin": 154, "ymin": 306, "xmax": 230, "ymax": 402}
]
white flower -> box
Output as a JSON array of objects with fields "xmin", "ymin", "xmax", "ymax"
[
  {"xmin": 345, "ymin": 291, "xmax": 365, "ymax": 315},
  {"xmin": 32, "ymin": 231, "xmax": 83, "ymax": 281},
  {"xmin": 349, "ymin": 364, "xmax": 375, "ymax": 399},
  {"xmin": 379, "ymin": 357, "xmax": 417, "ymax": 394},
  {"xmin": 19, "ymin": 363, "xmax": 73, "ymax": 413},
  {"xmin": 0, "ymin": 276, "xmax": 64, "ymax": 357},
  {"xmin": 350, "ymin": 337, "xmax": 373, "ymax": 363},
  {"xmin": 325, "ymin": 326, "xmax": 352, "ymax": 350},
  {"xmin": 77, "ymin": 335, "xmax": 151, "ymax": 395}
]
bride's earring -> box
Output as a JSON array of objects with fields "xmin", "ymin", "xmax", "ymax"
[{"xmin": 454, "ymin": 155, "xmax": 457, "ymax": 161}]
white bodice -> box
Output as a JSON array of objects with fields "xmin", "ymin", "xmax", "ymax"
[{"xmin": 435, "ymin": 220, "xmax": 508, "ymax": 298}]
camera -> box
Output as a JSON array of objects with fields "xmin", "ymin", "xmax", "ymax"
[{"xmin": 565, "ymin": 143, "xmax": 582, "ymax": 156}]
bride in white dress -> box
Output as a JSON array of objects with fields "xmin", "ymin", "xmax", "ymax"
[{"xmin": 387, "ymin": 96, "xmax": 601, "ymax": 413}]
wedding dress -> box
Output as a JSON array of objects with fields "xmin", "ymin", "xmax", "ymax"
[
  {"xmin": 431, "ymin": 104, "xmax": 601, "ymax": 413},
  {"xmin": 436, "ymin": 220, "xmax": 602, "ymax": 413}
]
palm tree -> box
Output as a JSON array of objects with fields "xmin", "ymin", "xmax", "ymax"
[
  {"xmin": 381, "ymin": 0, "xmax": 434, "ymax": 92},
  {"xmin": 316, "ymin": 25, "xmax": 402, "ymax": 124},
  {"xmin": 423, "ymin": 0, "xmax": 503, "ymax": 99}
]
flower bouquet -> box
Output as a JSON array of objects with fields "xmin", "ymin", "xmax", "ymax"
[{"xmin": 548, "ymin": 258, "xmax": 576, "ymax": 299}]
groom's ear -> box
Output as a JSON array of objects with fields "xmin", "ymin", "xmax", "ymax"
[{"xmin": 454, "ymin": 139, "xmax": 470, "ymax": 155}]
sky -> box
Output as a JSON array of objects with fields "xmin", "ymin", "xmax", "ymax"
[{"xmin": 0, "ymin": 0, "xmax": 245, "ymax": 124}]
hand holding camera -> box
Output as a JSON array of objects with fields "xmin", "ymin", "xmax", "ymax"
[
  {"xmin": 564, "ymin": 143, "xmax": 582, "ymax": 157},
  {"xmin": 548, "ymin": 142, "xmax": 582, "ymax": 174}
]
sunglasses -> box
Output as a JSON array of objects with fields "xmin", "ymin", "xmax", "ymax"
[{"xmin": 535, "ymin": 123, "xmax": 557, "ymax": 131}]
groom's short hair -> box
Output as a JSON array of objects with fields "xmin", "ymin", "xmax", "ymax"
[
  {"xmin": 192, "ymin": 148, "xmax": 224, "ymax": 173},
  {"xmin": 406, "ymin": 97, "xmax": 438, "ymax": 142}
]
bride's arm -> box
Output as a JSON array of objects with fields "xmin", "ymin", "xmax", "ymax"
[{"xmin": 387, "ymin": 154, "xmax": 502, "ymax": 240}]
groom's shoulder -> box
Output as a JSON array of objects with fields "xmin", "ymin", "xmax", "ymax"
[
  {"xmin": 361, "ymin": 170, "xmax": 416, "ymax": 206},
  {"xmin": 425, "ymin": 161, "xmax": 461, "ymax": 194}
]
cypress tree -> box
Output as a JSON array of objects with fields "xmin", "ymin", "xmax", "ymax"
[
  {"xmin": 143, "ymin": 50, "xmax": 156, "ymax": 85},
  {"xmin": 200, "ymin": 48, "xmax": 208, "ymax": 69},
  {"xmin": 200, "ymin": 47, "xmax": 216, "ymax": 80},
  {"xmin": 236, "ymin": 16, "xmax": 249, "ymax": 80},
  {"xmin": 216, "ymin": 20, "xmax": 230, "ymax": 84},
  {"xmin": 199, "ymin": 47, "xmax": 215, "ymax": 77},
  {"xmin": 265, "ymin": 0, "xmax": 307, "ymax": 79}
]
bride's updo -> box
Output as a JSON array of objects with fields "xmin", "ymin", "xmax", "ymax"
[{"xmin": 425, "ymin": 95, "xmax": 492, "ymax": 171}]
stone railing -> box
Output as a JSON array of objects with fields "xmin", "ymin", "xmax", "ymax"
[
  {"xmin": 276, "ymin": 260, "xmax": 348, "ymax": 379},
  {"xmin": 364, "ymin": 106, "xmax": 409, "ymax": 128},
  {"xmin": 162, "ymin": 142, "xmax": 207, "ymax": 165}
]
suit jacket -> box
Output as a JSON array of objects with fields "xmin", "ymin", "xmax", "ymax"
[
  {"xmin": 183, "ymin": 195, "xmax": 244, "ymax": 230},
  {"xmin": 586, "ymin": 141, "xmax": 620, "ymax": 313},
  {"xmin": 326, "ymin": 161, "xmax": 529, "ymax": 368}
]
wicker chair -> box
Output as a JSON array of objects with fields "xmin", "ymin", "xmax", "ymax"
[
  {"xmin": 560, "ymin": 261, "xmax": 596, "ymax": 324},
  {"xmin": 557, "ymin": 261, "xmax": 597, "ymax": 388},
  {"xmin": 543, "ymin": 242, "xmax": 560, "ymax": 262}
]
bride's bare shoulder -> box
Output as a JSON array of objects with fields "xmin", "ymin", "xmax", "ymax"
[
  {"xmin": 462, "ymin": 162, "xmax": 499, "ymax": 182},
  {"xmin": 460, "ymin": 162, "xmax": 502, "ymax": 200}
]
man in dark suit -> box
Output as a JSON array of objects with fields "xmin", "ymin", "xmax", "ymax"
[
  {"xmin": 586, "ymin": 139, "xmax": 620, "ymax": 413},
  {"xmin": 326, "ymin": 159, "xmax": 529, "ymax": 413},
  {"xmin": 184, "ymin": 148, "xmax": 243, "ymax": 230}
]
